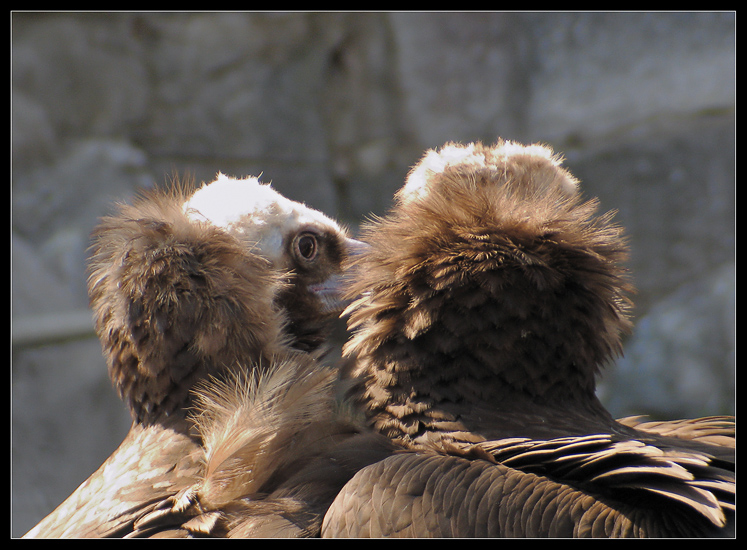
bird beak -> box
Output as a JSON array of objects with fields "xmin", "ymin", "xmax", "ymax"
[
  {"xmin": 344, "ymin": 237, "xmax": 371, "ymax": 259},
  {"xmin": 308, "ymin": 238, "xmax": 370, "ymax": 314}
]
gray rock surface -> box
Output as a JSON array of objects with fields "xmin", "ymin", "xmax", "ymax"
[{"xmin": 11, "ymin": 12, "xmax": 735, "ymax": 537}]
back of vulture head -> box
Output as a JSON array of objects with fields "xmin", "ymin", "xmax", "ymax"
[{"xmin": 344, "ymin": 140, "xmax": 634, "ymax": 443}]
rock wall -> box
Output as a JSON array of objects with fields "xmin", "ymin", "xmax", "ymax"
[{"xmin": 11, "ymin": 12, "xmax": 735, "ymax": 536}]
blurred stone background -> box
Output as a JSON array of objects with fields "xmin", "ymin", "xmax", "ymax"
[{"xmin": 11, "ymin": 12, "xmax": 735, "ymax": 537}]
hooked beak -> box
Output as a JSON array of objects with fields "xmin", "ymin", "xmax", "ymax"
[{"xmin": 309, "ymin": 238, "xmax": 371, "ymax": 314}]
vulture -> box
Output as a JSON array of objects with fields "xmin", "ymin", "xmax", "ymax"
[
  {"xmin": 320, "ymin": 141, "xmax": 735, "ymax": 538},
  {"xmin": 23, "ymin": 173, "xmax": 387, "ymax": 538}
]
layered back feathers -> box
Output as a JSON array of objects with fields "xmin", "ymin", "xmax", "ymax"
[{"xmin": 129, "ymin": 354, "xmax": 396, "ymax": 538}]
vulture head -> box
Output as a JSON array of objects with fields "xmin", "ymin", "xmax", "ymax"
[
  {"xmin": 184, "ymin": 173, "xmax": 364, "ymax": 351},
  {"xmin": 88, "ymin": 173, "xmax": 360, "ymax": 425},
  {"xmin": 343, "ymin": 140, "xmax": 634, "ymax": 443}
]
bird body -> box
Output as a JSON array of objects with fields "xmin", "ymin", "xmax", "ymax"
[
  {"xmin": 24, "ymin": 174, "xmax": 365, "ymax": 538},
  {"xmin": 321, "ymin": 141, "xmax": 735, "ymax": 538}
]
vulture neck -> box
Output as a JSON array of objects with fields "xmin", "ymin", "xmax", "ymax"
[
  {"xmin": 346, "ymin": 216, "xmax": 632, "ymax": 445},
  {"xmin": 349, "ymin": 293, "xmax": 620, "ymax": 445},
  {"xmin": 275, "ymin": 282, "xmax": 335, "ymax": 354}
]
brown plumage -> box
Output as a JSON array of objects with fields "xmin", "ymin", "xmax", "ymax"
[
  {"xmin": 321, "ymin": 141, "xmax": 735, "ymax": 538},
  {"xmin": 24, "ymin": 173, "xmax": 367, "ymax": 538},
  {"xmin": 127, "ymin": 354, "xmax": 395, "ymax": 538}
]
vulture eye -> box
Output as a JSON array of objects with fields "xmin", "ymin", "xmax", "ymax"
[{"xmin": 294, "ymin": 232, "xmax": 318, "ymax": 261}]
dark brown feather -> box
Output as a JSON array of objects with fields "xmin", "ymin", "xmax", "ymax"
[{"xmin": 322, "ymin": 140, "xmax": 735, "ymax": 538}]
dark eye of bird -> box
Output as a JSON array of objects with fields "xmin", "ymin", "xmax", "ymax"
[{"xmin": 295, "ymin": 232, "xmax": 318, "ymax": 261}]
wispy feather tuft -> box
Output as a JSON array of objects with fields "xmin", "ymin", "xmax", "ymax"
[{"xmin": 191, "ymin": 355, "xmax": 338, "ymax": 508}]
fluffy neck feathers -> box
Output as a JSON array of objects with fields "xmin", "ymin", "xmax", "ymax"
[{"xmin": 344, "ymin": 141, "xmax": 634, "ymax": 443}]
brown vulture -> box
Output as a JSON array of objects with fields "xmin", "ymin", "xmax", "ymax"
[
  {"xmin": 23, "ymin": 173, "xmax": 385, "ymax": 538},
  {"xmin": 320, "ymin": 141, "xmax": 735, "ymax": 538}
]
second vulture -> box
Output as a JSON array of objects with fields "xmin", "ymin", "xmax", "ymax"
[{"xmin": 321, "ymin": 140, "xmax": 735, "ymax": 538}]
